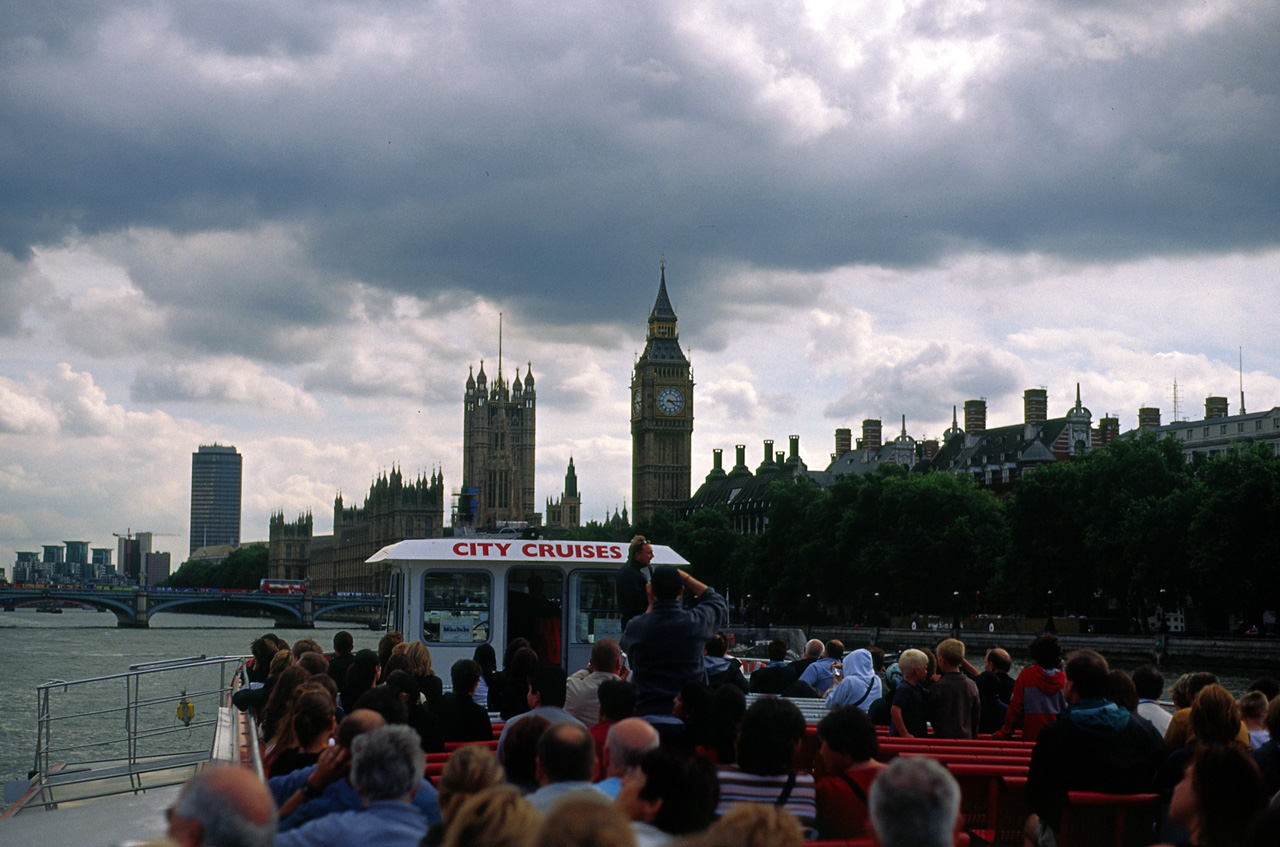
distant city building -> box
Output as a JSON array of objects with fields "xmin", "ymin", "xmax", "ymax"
[
  {"xmin": 459, "ymin": 350, "xmax": 538, "ymax": 529},
  {"xmin": 64, "ymin": 540, "xmax": 90, "ymax": 580},
  {"xmin": 632, "ymin": 260, "xmax": 694, "ymax": 520},
  {"xmin": 821, "ymin": 417, "xmax": 922, "ymax": 482},
  {"xmin": 190, "ymin": 444, "xmax": 243, "ymax": 555},
  {"xmin": 930, "ymin": 387, "xmax": 1097, "ymax": 489},
  {"xmin": 118, "ymin": 532, "xmax": 153, "ymax": 583},
  {"xmin": 1136, "ymin": 397, "xmax": 1280, "ymax": 459},
  {"xmin": 545, "ymin": 458, "xmax": 582, "ymax": 530},
  {"xmin": 13, "ymin": 551, "xmax": 40, "ymax": 583},
  {"xmin": 686, "ymin": 386, "xmax": 1103, "ymax": 534},
  {"xmin": 91, "ymin": 547, "xmax": 112, "ymax": 572},
  {"xmin": 144, "ymin": 551, "xmax": 171, "ymax": 586},
  {"xmin": 269, "ymin": 468, "xmax": 446, "ymax": 594},
  {"xmin": 684, "ymin": 437, "xmax": 809, "ymax": 534}
]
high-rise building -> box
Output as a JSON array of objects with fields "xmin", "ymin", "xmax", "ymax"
[
  {"xmin": 631, "ymin": 260, "xmax": 694, "ymax": 520},
  {"xmin": 190, "ymin": 444, "xmax": 242, "ymax": 555},
  {"xmin": 459, "ymin": 348, "xmax": 538, "ymax": 528},
  {"xmin": 118, "ymin": 532, "xmax": 152, "ymax": 583}
]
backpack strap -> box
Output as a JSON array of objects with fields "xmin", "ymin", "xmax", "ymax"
[
  {"xmin": 839, "ymin": 771, "xmax": 869, "ymax": 806},
  {"xmin": 775, "ymin": 771, "xmax": 798, "ymax": 806}
]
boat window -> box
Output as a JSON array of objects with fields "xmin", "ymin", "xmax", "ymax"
[
  {"xmin": 422, "ymin": 571, "xmax": 491, "ymax": 644},
  {"xmin": 571, "ymin": 571, "xmax": 622, "ymax": 645}
]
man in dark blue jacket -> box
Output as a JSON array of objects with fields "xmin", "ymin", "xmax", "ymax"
[
  {"xmin": 1024, "ymin": 649, "xmax": 1166, "ymax": 846},
  {"xmin": 621, "ymin": 565, "xmax": 728, "ymax": 718}
]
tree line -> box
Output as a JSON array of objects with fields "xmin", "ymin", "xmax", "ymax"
[{"xmin": 574, "ymin": 434, "xmax": 1280, "ymax": 634}]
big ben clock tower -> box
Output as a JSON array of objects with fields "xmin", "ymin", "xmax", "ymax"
[{"xmin": 632, "ymin": 258, "xmax": 694, "ymax": 521}]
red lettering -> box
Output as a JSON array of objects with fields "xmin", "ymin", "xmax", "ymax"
[
  {"xmin": 453, "ymin": 542, "xmax": 469, "ymax": 556},
  {"xmin": 522, "ymin": 543, "xmax": 538, "ymax": 557},
  {"xmin": 538, "ymin": 543, "xmax": 554, "ymax": 558},
  {"xmin": 605, "ymin": 545, "xmax": 621, "ymax": 559},
  {"xmin": 555, "ymin": 543, "xmax": 574, "ymax": 558},
  {"xmin": 582, "ymin": 544, "xmax": 594, "ymax": 559},
  {"xmin": 495, "ymin": 543, "xmax": 511, "ymax": 556}
]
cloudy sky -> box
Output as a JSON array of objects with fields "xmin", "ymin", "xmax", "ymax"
[{"xmin": 2, "ymin": 0, "xmax": 1278, "ymax": 566}]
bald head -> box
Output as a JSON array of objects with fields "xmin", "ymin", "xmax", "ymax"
[
  {"xmin": 604, "ymin": 717, "xmax": 660, "ymax": 777},
  {"xmin": 985, "ymin": 648, "xmax": 1011, "ymax": 674},
  {"xmin": 804, "ymin": 640, "xmax": 824, "ymax": 659},
  {"xmin": 336, "ymin": 708, "xmax": 387, "ymax": 748},
  {"xmin": 168, "ymin": 765, "xmax": 276, "ymax": 847}
]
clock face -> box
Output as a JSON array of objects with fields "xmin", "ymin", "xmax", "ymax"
[
  {"xmin": 633, "ymin": 389, "xmax": 643, "ymax": 418},
  {"xmin": 657, "ymin": 387, "xmax": 683, "ymax": 415}
]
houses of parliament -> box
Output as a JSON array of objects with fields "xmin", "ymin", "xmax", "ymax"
[{"xmin": 268, "ymin": 263, "xmax": 690, "ymax": 593}]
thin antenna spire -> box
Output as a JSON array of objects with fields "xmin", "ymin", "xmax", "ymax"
[
  {"xmin": 1172, "ymin": 376, "xmax": 1180, "ymax": 422},
  {"xmin": 498, "ymin": 312, "xmax": 503, "ymax": 384},
  {"xmin": 1240, "ymin": 347, "xmax": 1246, "ymax": 415}
]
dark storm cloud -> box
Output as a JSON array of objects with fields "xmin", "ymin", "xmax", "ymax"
[{"xmin": 2, "ymin": 0, "xmax": 1277, "ymax": 337}]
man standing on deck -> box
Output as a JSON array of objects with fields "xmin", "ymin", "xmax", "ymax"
[
  {"xmin": 621, "ymin": 565, "xmax": 728, "ymax": 723},
  {"xmin": 617, "ymin": 535, "xmax": 655, "ymax": 630},
  {"xmin": 167, "ymin": 764, "xmax": 277, "ymax": 847}
]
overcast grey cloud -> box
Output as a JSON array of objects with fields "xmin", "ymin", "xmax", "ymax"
[
  {"xmin": 0, "ymin": 0, "xmax": 1278, "ymax": 564},
  {"xmin": 4, "ymin": 0, "xmax": 1278, "ymax": 328}
]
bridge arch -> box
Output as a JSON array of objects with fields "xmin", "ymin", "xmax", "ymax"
[{"xmin": 146, "ymin": 594, "xmax": 304, "ymax": 626}]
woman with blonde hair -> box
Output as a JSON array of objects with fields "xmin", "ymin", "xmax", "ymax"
[
  {"xmin": 698, "ymin": 804, "xmax": 804, "ymax": 847},
  {"xmin": 421, "ymin": 746, "xmax": 506, "ymax": 846},
  {"xmin": 441, "ymin": 784, "xmax": 542, "ymax": 847},
  {"xmin": 401, "ymin": 641, "xmax": 444, "ymax": 709}
]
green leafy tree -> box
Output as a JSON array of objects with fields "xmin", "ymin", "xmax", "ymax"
[
  {"xmin": 1186, "ymin": 443, "xmax": 1280, "ymax": 631},
  {"xmin": 164, "ymin": 543, "xmax": 269, "ymax": 590}
]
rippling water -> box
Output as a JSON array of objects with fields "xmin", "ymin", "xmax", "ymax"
[{"xmin": 0, "ymin": 608, "xmax": 359, "ymax": 784}]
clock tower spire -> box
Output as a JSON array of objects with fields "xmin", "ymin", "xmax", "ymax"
[{"xmin": 631, "ymin": 259, "xmax": 694, "ymax": 521}]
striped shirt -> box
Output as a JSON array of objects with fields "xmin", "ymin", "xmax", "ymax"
[{"xmin": 715, "ymin": 767, "xmax": 817, "ymax": 836}]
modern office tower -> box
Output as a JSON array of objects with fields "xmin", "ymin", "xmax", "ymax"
[{"xmin": 190, "ymin": 444, "xmax": 242, "ymax": 555}]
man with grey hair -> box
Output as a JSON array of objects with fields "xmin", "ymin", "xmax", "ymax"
[
  {"xmin": 789, "ymin": 638, "xmax": 825, "ymax": 679},
  {"xmin": 276, "ymin": 724, "xmax": 427, "ymax": 847},
  {"xmin": 869, "ymin": 757, "xmax": 962, "ymax": 847},
  {"xmin": 596, "ymin": 717, "xmax": 660, "ymax": 798},
  {"xmin": 167, "ymin": 764, "xmax": 277, "ymax": 847}
]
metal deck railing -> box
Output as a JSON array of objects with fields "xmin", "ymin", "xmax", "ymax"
[{"xmin": 9, "ymin": 655, "xmax": 249, "ymax": 812}]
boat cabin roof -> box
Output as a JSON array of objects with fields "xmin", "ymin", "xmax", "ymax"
[{"xmin": 367, "ymin": 537, "xmax": 689, "ymax": 568}]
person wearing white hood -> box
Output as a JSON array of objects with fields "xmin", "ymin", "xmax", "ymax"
[{"xmin": 825, "ymin": 649, "xmax": 883, "ymax": 713}]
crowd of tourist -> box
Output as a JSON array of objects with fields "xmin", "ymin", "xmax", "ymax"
[{"xmin": 168, "ymin": 538, "xmax": 1280, "ymax": 847}]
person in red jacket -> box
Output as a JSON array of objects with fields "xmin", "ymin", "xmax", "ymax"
[{"xmin": 993, "ymin": 634, "xmax": 1065, "ymax": 742}]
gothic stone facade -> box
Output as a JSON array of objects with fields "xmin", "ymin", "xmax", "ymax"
[
  {"xmin": 632, "ymin": 263, "xmax": 694, "ymax": 520},
  {"xmin": 460, "ymin": 360, "xmax": 538, "ymax": 528}
]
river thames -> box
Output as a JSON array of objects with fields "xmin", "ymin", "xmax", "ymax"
[
  {"xmin": 0, "ymin": 607, "xmax": 1263, "ymax": 788},
  {"xmin": 0, "ymin": 608, "xmax": 357, "ymax": 785}
]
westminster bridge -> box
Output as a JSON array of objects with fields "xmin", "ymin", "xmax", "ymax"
[{"xmin": 0, "ymin": 585, "xmax": 384, "ymax": 628}]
